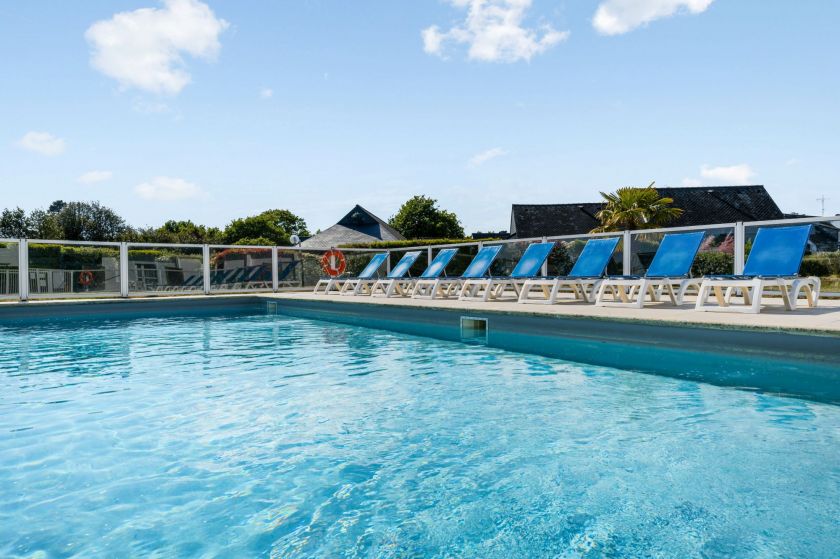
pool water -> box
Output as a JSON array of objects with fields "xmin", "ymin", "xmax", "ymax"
[{"xmin": 1, "ymin": 313, "xmax": 839, "ymax": 558}]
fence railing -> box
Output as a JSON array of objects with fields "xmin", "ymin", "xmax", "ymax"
[{"xmin": 1, "ymin": 214, "xmax": 838, "ymax": 302}]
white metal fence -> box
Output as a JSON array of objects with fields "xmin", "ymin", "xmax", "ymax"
[{"xmin": 1, "ymin": 214, "xmax": 837, "ymax": 302}]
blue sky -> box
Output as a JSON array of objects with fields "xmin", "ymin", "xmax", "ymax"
[{"xmin": 1, "ymin": 0, "xmax": 838, "ymax": 234}]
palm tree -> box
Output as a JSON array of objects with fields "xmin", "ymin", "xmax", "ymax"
[{"xmin": 590, "ymin": 182, "xmax": 683, "ymax": 232}]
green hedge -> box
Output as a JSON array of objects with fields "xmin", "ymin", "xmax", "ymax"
[
  {"xmin": 691, "ymin": 251, "xmax": 734, "ymax": 276},
  {"xmin": 340, "ymin": 238, "xmax": 499, "ymax": 249},
  {"xmin": 800, "ymin": 252, "xmax": 840, "ymax": 277}
]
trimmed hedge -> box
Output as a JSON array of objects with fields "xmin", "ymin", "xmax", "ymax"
[
  {"xmin": 691, "ymin": 251, "xmax": 734, "ymax": 276},
  {"xmin": 340, "ymin": 238, "xmax": 500, "ymax": 249},
  {"xmin": 801, "ymin": 252, "xmax": 840, "ymax": 277}
]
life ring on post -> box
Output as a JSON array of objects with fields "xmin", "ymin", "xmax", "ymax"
[
  {"xmin": 320, "ymin": 249, "xmax": 346, "ymax": 277},
  {"xmin": 79, "ymin": 270, "xmax": 95, "ymax": 287}
]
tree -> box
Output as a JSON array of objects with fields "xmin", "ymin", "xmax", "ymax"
[
  {"xmin": 0, "ymin": 207, "xmax": 30, "ymax": 237},
  {"xmin": 222, "ymin": 209, "xmax": 310, "ymax": 245},
  {"xmin": 52, "ymin": 201, "xmax": 128, "ymax": 241},
  {"xmin": 591, "ymin": 183, "xmax": 683, "ymax": 233},
  {"xmin": 137, "ymin": 220, "xmax": 223, "ymax": 244},
  {"xmin": 388, "ymin": 195, "xmax": 464, "ymax": 239}
]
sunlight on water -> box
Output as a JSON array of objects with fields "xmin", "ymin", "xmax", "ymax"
[{"xmin": 1, "ymin": 314, "xmax": 839, "ymax": 557}]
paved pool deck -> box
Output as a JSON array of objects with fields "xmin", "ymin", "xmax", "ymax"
[{"xmin": 266, "ymin": 292, "xmax": 840, "ymax": 335}]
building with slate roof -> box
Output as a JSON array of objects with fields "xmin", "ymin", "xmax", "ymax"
[
  {"xmin": 299, "ymin": 205, "xmax": 404, "ymax": 249},
  {"xmin": 509, "ymin": 185, "xmax": 785, "ymax": 238}
]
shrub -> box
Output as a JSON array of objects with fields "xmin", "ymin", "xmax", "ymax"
[
  {"xmin": 340, "ymin": 238, "xmax": 499, "ymax": 249},
  {"xmin": 801, "ymin": 252, "xmax": 840, "ymax": 277},
  {"xmin": 691, "ymin": 251, "xmax": 733, "ymax": 276}
]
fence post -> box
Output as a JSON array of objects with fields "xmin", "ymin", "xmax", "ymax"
[
  {"xmin": 18, "ymin": 238, "xmax": 29, "ymax": 302},
  {"xmin": 119, "ymin": 242, "xmax": 129, "ymax": 298},
  {"xmin": 271, "ymin": 247, "xmax": 279, "ymax": 292},
  {"xmin": 386, "ymin": 251, "xmax": 391, "ymax": 274},
  {"xmin": 622, "ymin": 230, "xmax": 632, "ymax": 275},
  {"xmin": 734, "ymin": 221, "xmax": 745, "ymax": 274},
  {"xmin": 427, "ymin": 246, "xmax": 433, "ymax": 266},
  {"xmin": 202, "ymin": 245, "xmax": 211, "ymax": 295},
  {"xmin": 541, "ymin": 236, "xmax": 548, "ymax": 276}
]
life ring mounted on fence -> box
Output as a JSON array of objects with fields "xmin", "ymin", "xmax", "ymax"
[
  {"xmin": 78, "ymin": 270, "xmax": 95, "ymax": 287},
  {"xmin": 320, "ymin": 249, "xmax": 346, "ymax": 277}
]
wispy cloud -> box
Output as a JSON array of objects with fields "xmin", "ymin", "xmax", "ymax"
[
  {"xmin": 85, "ymin": 0, "xmax": 228, "ymax": 95},
  {"xmin": 700, "ymin": 163, "xmax": 755, "ymax": 184},
  {"xmin": 259, "ymin": 87, "xmax": 273, "ymax": 99},
  {"xmin": 78, "ymin": 170, "xmax": 113, "ymax": 184},
  {"xmin": 469, "ymin": 147, "xmax": 508, "ymax": 167},
  {"xmin": 135, "ymin": 176, "xmax": 205, "ymax": 201},
  {"xmin": 17, "ymin": 131, "xmax": 65, "ymax": 156},
  {"xmin": 423, "ymin": 0, "xmax": 568, "ymax": 62},
  {"xmin": 593, "ymin": 0, "xmax": 714, "ymax": 35},
  {"xmin": 683, "ymin": 163, "xmax": 756, "ymax": 186}
]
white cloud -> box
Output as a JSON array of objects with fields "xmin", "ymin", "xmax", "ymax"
[
  {"xmin": 78, "ymin": 170, "xmax": 113, "ymax": 184},
  {"xmin": 85, "ymin": 0, "xmax": 229, "ymax": 95},
  {"xmin": 423, "ymin": 0, "xmax": 569, "ymax": 63},
  {"xmin": 260, "ymin": 87, "xmax": 273, "ymax": 99},
  {"xmin": 17, "ymin": 131, "xmax": 66, "ymax": 156},
  {"xmin": 469, "ymin": 147, "xmax": 508, "ymax": 167},
  {"xmin": 135, "ymin": 176, "xmax": 204, "ymax": 201},
  {"xmin": 785, "ymin": 157, "xmax": 800, "ymax": 166},
  {"xmin": 700, "ymin": 163, "xmax": 756, "ymax": 184},
  {"xmin": 593, "ymin": 0, "xmax": 713, "ymax": 35}
]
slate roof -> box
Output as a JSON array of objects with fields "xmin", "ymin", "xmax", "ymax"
[
  {"xmin": 299, "ymin": 205, "xmax": 404, "ymax": 249},
  {"xmin": 510, "ymin": 185, "xmax": 785, "ymax": 238}
]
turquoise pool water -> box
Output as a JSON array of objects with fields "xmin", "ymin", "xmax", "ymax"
[{"xmin": 1, "ymin": 312, "xmax": 839, "ymax": 558}]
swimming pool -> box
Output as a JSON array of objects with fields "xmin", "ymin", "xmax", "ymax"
[{"xmin": 2, "ymin": 308, "xmax": 839, "ymax": 557}]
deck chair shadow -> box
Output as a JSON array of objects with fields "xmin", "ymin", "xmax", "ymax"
[
  {"xmin": 371, "ymin": 248, "xmax": 458, "ymax": 298},
  {"xmin": 518, "ymin": 237, "xmax": 620, "ymax": 304},
  {"xmin": 413, "ymin": 245, "xmax": 502, "ymax": 299},
  {"xmin": 695, "ymin": 225, "xmax": 820, "ymax": 313},
  {"xmin": 460, "ymin": 242, "xmax": 554, "ymax": 302},
  {"xmin": 595, "ymin": 231, "xmax": 705, "ymax": 308}
]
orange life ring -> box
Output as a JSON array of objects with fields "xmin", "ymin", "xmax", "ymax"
[
  {"xmin": 79, "ymin": 270, "xmax": 94, "ymax": 286},
  {"xmin": 320, "ymin": 249, "xmax": 346, "ymax": 277}
]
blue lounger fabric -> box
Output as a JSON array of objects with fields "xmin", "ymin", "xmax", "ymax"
[
  {"xmin": 421, "ymin": 248, "xmax": 458, "ymax": 279},
  {"xmin": 565, "ymin": 237, "xmax": 621, "ymax": 278},
  {"xmin": 387, "ymin": 251, "xmax": 421, "ymax": 279},
  {"xmin": 510, "ymin": 242, "xmax": 555, "ymax": 278},
  {"xmin": 461, "ymin": 245, "xmax": 503, "ymax": 278}
]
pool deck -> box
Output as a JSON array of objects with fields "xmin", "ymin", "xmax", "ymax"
[
  {"xmin": 2, "ymin": 291, "xmax": 839, "ymax": 335},
  {"xmin": 266, "ymin": 292, "xmax": 840, "ymax": 335}
]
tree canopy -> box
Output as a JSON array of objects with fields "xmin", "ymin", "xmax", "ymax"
[
  {"xmin": 388, "ymin": 195, "xmax": 464, "ymax": 239},
  {"xmin": 222, "ymin": 209, "xmax": 310, "ymax": 246},
  {"xmin": 1, "ymin": 201, "xmax": 310, "ymax": 246},
  {"xmin": 591, "ymin": 183, "xmax": 683, "ymax": 232}
]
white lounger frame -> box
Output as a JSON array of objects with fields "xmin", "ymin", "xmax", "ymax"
[
  {"xmin": 595, "ymin": 277, "xmax": 702, "ymax": 308},
  {"xmin": 459, "ymin": 278, "xmax": 529, "ymax": 302},
  {"xmin": 412, "ymin": 278, "xmax": 463, "ymax": 299},
  {"xmin": 370, "ymin": 277, "xmax": 416, "ymax": 298},
  {"xmin": 313, "ymin": 277, "xmax": 347, "ymax": 294},
  {"xmin": 517, "ymin": 278, "xmax": 604, "ymax": 304},
  {"xmin": 694, "ymin": 276, "xmax": 820, "ymax": 313},
  {"xmin": 338, "ymin": 277, "xmax": 380, "ymax": 296}
]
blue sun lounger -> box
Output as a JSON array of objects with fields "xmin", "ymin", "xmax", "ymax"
[
  {"xmin": 371, "ymin": 248, "xmax": 458, "ymax": 298},
  {"xmin": 341, "ymin": 251, "xmax": 421, "ymax": 296},
  {"xmin": 313, "ymin": 252, "xmax": 387, "ymax": 294},
  {"xmin": 460, "ymin": 242, "xmax": 555, "ymax": 302},
  {"xmin": 595, "ymin": 231, "xmax": 705, "ymax": 307},
  {"xmin": 519, "ymin": 237, "xmax": 620, "ymax": 304},
  {"xmin": 413, "ymin": 244, "xmax": 503, "ymax": 299},
  {"xmin": 695, "ymin": 225, "xmax": 820, "ymax": 313}
]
